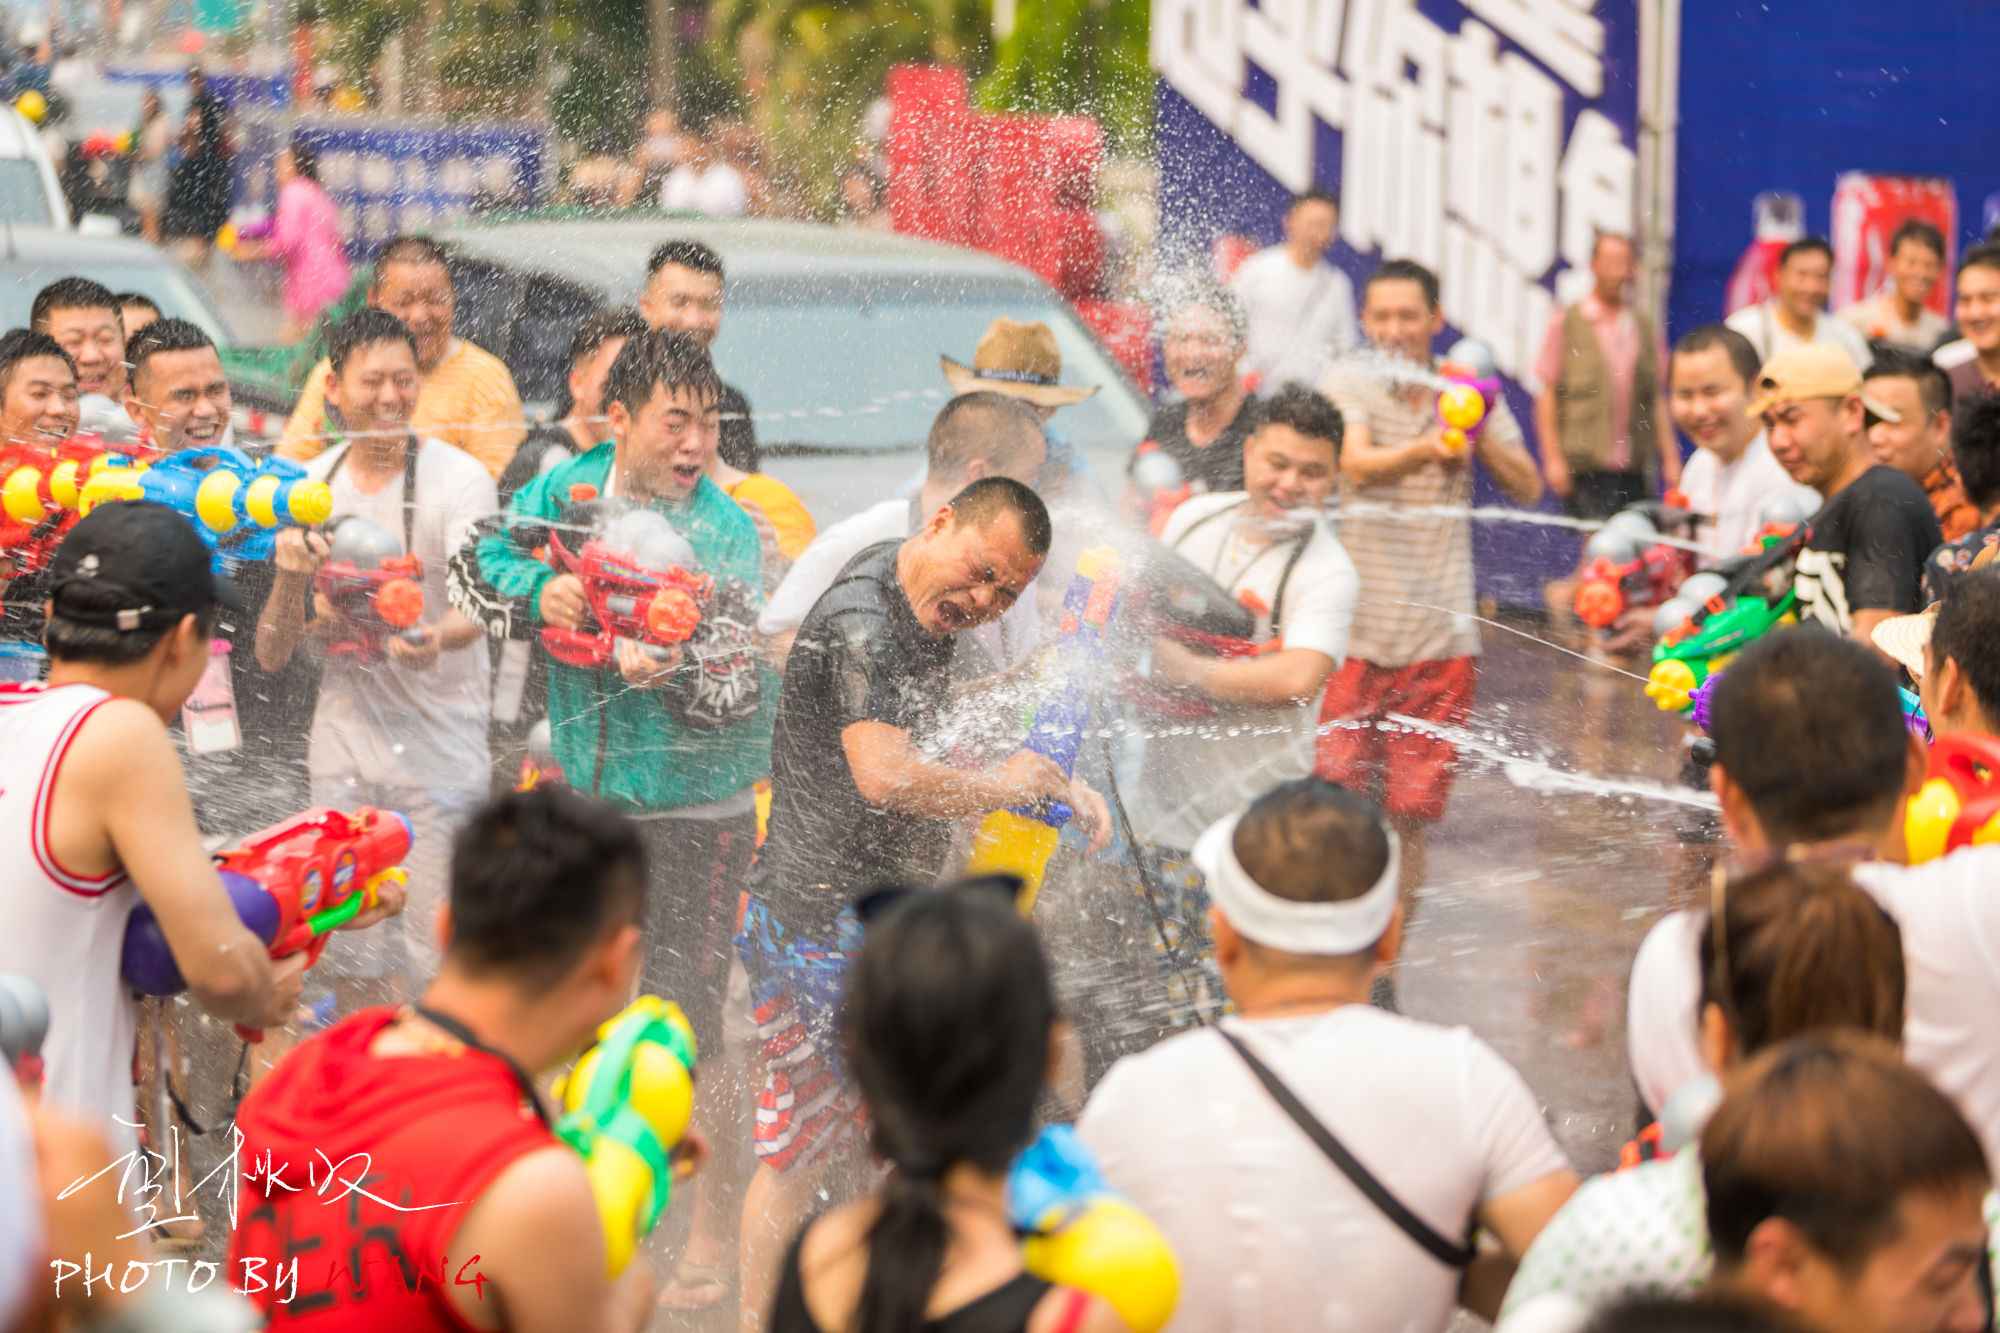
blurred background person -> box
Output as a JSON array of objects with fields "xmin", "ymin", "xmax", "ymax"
[
  {"xmin": 228, "ymin": 138, "xmax": 351, "ymax": 342},
  {"xmin": 1840, "ymin": 220, "xmax": 1949, "ymax": 352},
  {"xmin": 124, "ymin": 87, "xmax": 171, "ymax": 244},
  {"xmin": 660, "ymin": 131, "xmax": 747, "ymax": 218},
  {"xmin": 1229, "ymin": 187, "xmax": 1356, "ymax": 393},
  {"xmin": 1864, "ymin": 351, "xmax": 1972, "ymax": 540},
  {"xmin": 1726, "ymin": 238, "xmax": 1873, "ymax": 371},
  {"xmin": 162, "ymin": 93, "xmax": 231, "ymax": 270}
]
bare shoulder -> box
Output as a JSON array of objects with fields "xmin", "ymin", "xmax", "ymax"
[
  {"xmin": 65, "ymin": 696, "xmax": 177, "ymax": 778},
  {"xmin": 456, "ymin": 1143, "xmax": 598, "ymax": 1240}
]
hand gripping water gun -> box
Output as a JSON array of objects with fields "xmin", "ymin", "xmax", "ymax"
[
  {"xmin": 1006, "ymin": 1125, "xmax": 1179, "ymax": 1333},
  {"xmin": 1572, "ymin": 507, "xmax": 1698, "ymax": 630},
  {"xmin": 1644, "ymin": 519, "xmax": 1811, "ymax": 712},
  {"xmin": 121, "ymin": 807, "xmax": 412, "ymax": 1035},
  {"xmin": 1435, "ymin": 337, "xmax": 1501, "ymax": 454},
  {"xmin": 1904, "ymin": 734, "xmax": 2000, "ymax": 863},
  {"xmin": 81, "ymin": 442, "xmax": 333, "ymax": 564},
  {"xmin": 315, "ymin": 516, "xmax": 427, "ymax": 658},
  {"xmin": 1129, "ymin": 445, "xmax": 1190, "ymax": 536},
  {"xmin": 540, "ymin": 493, "xmax": 712, "ymax": 668},
  {"xmin": 963, "ymin": 547, "xmax": 1121, "ymax": 911},
  {"xmin": 552, "ymin": 996, "xmax": 698, "ymax": 1276},
  {"xmin": 0, "ymin": 439, "xmax": 149, "ymax": 572}
]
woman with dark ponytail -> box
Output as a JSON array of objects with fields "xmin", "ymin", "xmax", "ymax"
[{"xmin": 768, "ymin": 881, "xmax": 1130, "ymax": 1333}]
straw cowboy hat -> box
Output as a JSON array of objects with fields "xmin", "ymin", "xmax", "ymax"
[
  {"xmin": 1872, "ymin": 541, "xmax": 2000, "ymax": 678},
  {"xmin": 940, "ymin": 318, "xmax": 1098, "ymax": 408}
]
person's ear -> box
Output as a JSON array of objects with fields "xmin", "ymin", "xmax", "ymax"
[
  {"xmin": 1427, "ymin": 305, "xmax": 1446, "ymax": 337},
  {"xmin": 1934, "ymin": 654, "xmax": 1966, "ymax": 721},
  {"xmin": 168, "ymin": 612, "xmax": 204, "ymax": 667},
  {"xmin": 568, "ymin": 359, "xmax": 590, "ymax": 405},
  {"xmin": 1738, "ymin": 1216, "xmax": 1814, "ymax": 1314},
  {"xmin": 1710, "ymin": 763, "xmax": 1765, "ymax": 848},
  {"xmin": 1698, "ymin": 1000, "xmax": 1735, "ymax": 1075},
  {"xmin": 1044, "ymin": 1015, "xmax": 1073, "ymax": 1085},
  {"xmin": 961, "ymin": 459, "xmax": 991, "ymax": 482},
  {"xmin": 1209, "ymin": 907, "xmax": 1246, "ymax": 970},
  {"xmin": 434, "ymin": 902, "xmax": 454, "ymax": 956},
  {"xmin": 601, "ymin": 922, "xmax": 644, "ymax": 999},
  {"xmin": 923, "ymin": 503, "xmax": 956, "ymax": 540},
  {"xmin": 605, "ymin": 397, "xmax": 632, "ymax": 443},
  {"xmin": 1374, "ymin": 902, "xmax": 1404, "ymax": 968}
]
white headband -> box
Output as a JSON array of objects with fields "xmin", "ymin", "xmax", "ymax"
[{"xmin": 1191, "ymin": 811, "xmax": 1401, "ymax": 956}]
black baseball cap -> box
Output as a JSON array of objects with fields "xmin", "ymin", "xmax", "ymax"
[{"xmin": 48, "ymin": 501, "xmax": 244, "ymax": 632}]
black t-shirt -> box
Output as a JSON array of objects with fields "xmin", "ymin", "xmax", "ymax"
[
  {"xmin": 1794, "ymin": 464, "xmax": 1943, "ymax": 633},
  {"xmin": 754, "ymin": 540, "xmax": 955, "ymax": 936},
  {"xmin": 1130, "ymin": 397, "xmax": 1262, "ymax": 497}
]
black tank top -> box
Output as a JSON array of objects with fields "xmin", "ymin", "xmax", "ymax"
[{"xmin": 771, "ymin": 1230, "xmax": 1053, "ymax": 1333}]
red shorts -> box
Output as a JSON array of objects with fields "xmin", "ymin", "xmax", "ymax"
[{"xmin": 1315, "ymin": 655, "xmax": 1477, "ymax": 823}]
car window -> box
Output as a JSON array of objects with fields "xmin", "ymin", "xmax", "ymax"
[
  {"xmin": 711, "ymin": 281, "xmax": 1149, "ymax": 451},
  {"xmin": 508, "ymin": 275, "xmax": 599, "ymax": 405},
  {"xmin": 0, "ymin": 162, "xmax": 56, "ymax": 226},
  {"xmin": 0, "ymin": 262, "xmax": 231, "ymax": 342}
]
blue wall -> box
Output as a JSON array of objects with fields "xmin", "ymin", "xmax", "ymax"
[{"xmin": 1669, "ymin": 1, "xmax": 2000, "ymax": 337}]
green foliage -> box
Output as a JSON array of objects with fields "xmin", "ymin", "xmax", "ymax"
[{"xmin": 971, "ymin": 0, "xmax": 1150, "ymax": 152}]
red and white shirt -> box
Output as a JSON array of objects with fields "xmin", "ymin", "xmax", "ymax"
[{"xmin": 0, "ymin": 682, "xmax": 139, "ymax": 1151}]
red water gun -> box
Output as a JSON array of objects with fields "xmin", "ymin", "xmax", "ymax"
[
  {"xmin": 540, "ymin": 527, "xmax": 711, "ymax": 669},
  {"xmin": 0, "ymin": 437, "xmax": 151, "ymax": 573},
  {"xmin": 121, "ymin": 806, "xmax": 413, "ymax": 1038},
  {"xmin": 315, "ymin": 517, "xmax": 427, "ymax": 659},
  {"xmin": 1905, "ymin": 734, "xmax": 2000, "ymax": 863}
]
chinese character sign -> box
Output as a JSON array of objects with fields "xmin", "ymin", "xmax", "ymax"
[{"xmin": 1153, "ymin": 0, "xmax": 1640, "ymax": 385}]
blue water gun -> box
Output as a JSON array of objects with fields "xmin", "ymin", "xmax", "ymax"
[
  {"xmin": 1006, "ymin": 1125, "xmax": 1179, "ymax": 1333},
  {"xmin": 81, "ymin": 442, "xmax": 333, "ymax": 567},
  {"xmin": 963, "ymin": 547, "xmax": 1122, "ymax": 911}
]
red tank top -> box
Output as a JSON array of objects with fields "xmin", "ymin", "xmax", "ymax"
[{"xmin": 231, "ymin": 1007, "xmax": 559, "ymax": 1332}]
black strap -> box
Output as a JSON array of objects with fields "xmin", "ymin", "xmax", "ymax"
[
  {"xmin": 1218, "ymin": 1027, "xmax": 1476, "ymax": 1268},
  {"xmin": 328, "ymin": 433, "xmax": 422, "ymax": 553},
  {"xmin": 1171, "ymin": 499, "xmax": 1314, "ymax": 639},
  {"xmin": 412, "ymin": 1004, "xmax": 551, "ymax": 1129}
]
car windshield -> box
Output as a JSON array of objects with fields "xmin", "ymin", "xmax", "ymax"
[
  {"xmin": 711, "ymin": 280, "xmax": 1149, "ymax": 451},
  {"xmin": 0, "ymin": 264, "xmax": 232, "ymax": 344},
  {"xmin": 0, "ymin": 162, "xmax": 55, "ymax": 226}
]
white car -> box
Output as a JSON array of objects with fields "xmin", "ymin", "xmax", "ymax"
[{"xmin": 0, "ymin": 104, "xmax": 71, "ymax": 229}]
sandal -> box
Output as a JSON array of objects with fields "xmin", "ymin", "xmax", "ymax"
[{"xmin": 656, "ymin": 1259, "xmax": 735, "ymax": 1310}]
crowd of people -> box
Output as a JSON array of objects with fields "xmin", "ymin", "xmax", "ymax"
[{"xmin": 0, "ymin": 184, "xmax": 1996, "ymax": 1333}]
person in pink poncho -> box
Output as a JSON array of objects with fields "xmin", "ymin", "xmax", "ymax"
[{"xmin": 234, "ymin": 139, "xmax": 351, "ymax": 342}]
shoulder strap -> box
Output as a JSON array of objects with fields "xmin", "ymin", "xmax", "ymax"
[
  {"xmin": 1218, "ymin": 1027, "xmax": 1476, "ymax": 1268},
  {"xmin": 413, "ymin": 1004, "xmax": 551, "ymax": 1130},
  {"xmin": 1268, "ymin": 531, "xmax": 1313, "ymax": 640},
  {"xmin": 1167, "ymin": 497, "xmax": 1248, "ymax": 553},
  {"xmin": 327, "ymin": 434, "xmax": 421, "ymax": 552}
]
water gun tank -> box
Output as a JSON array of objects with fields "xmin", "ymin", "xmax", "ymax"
[
  {"xmin": 602, "ymin": 508, "xmax": 697, "ymax": 572},
  {"xmin": 1443, "ymin": 337, "xmax": 1497, "ymax": 380},
  {"xmin": 328, "ymin": 515, "xmax": 406, "ymax": 570}
]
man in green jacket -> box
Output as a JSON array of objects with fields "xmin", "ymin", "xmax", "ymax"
[{"xmin": 476, "ymin": 329, "xmax": 774, "ymax": 1063}]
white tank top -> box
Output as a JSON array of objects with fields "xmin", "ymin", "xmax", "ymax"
[{"xmin": 0, "ymin": 683, "xmax": 139, "ymax": 1153}]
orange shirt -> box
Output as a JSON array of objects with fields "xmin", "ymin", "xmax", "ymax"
[
  {"xmin": 1924, "ymin": 455, "xmax": 1980, "ymax": 543},
  {"xmin": 278, "ymin": 337, "xmax": 526, "ymax": 481}
]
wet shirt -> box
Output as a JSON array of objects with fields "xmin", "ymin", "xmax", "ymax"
[
  {"xmin": 1924, "ymin": 513, "xmax": 2000, "ymax": 605},
  {"xmin": 756, "ymin": 540, "xmax": 955, "ymax": 936},
  {"xmin": 1132, "ymin": 398, "xmax": 1261, "ymax": 497},
  {"xmin": 1793, "ymin": 465, "xmax": 1941, "ymax": 633}
]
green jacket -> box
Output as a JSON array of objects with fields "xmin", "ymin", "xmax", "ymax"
[{"xmin": 476, "ymin": 442, "xmax": 776, "ymax": 813}]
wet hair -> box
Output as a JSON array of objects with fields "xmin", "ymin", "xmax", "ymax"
[
  {"xmin": 45, "ymin": 584, "xmax": 214, "ymax": 665},
  {"xmin": 1703, "ymin": 1032, "xmax": 1989, "ymax": 1273},
  {"xmin": 927, "ymin": 392, "xmax": 1045, "ymax": 487},
  {"xmin": 1233, "ymin": 777, "xmax": 1391, "ymax": 904},
  {"xmin": 647, "ymin": 239, "xmax": 724, "ymax": 281},
  {"xmin": 0, "ymin": 328, "xmax": 76, "ymax": 395},
  {"xmin": 113, "ymin": 291, "xmax": 159, "ymax": 319},
  {"xmin": 1708, "ymin": 627, "xmax": 1908, "ymax": 844},
  {"xmin": 30, "ymin": 276, "xmax": 120, "ymax": 332},
  {"xmin": 1957, "ymin": 242, "xmax": 2000, "ymax": 281},
  {"xmin": 1949, "ymin": 391, "xmax": 2000, "ymax": 509},
  {"xmin": 1930, "ymin": 567, "xmax": 2000, "ymax": 717},
  {"xmin": 1865, "ymin": 348, "xmax": 1951, "ymax": 419},
  {"xmin": 1698, "ymin": 861, "xmax": 1904, "ymax": 1056},
  {"xmin": 1581, "ymin": 1296, "xmax": 1793, "ymax": 1333},
  {"xmin": 944, "ymin": 476, "xmax": 1051, "ymax": 558},
  {"xmin": 570, "ymin": 306, "xmax": 648, "ymax": 366},
  {"xmin": 603, "ymin": 328, "xmax": 723, "ymax": 418},
  {"xmin": 1364, "ymin": 258, "xmax": 1440, "ymax": 312},
  {"xmin": 1158, "ymin": 279, "xmax": 1248, "ymax": 349},
  {"xmin": 1673, "ymin": 324, "xmax": 1762, "ymax": 390},
  {"xmin": 327, "ymin": 308, "xmax": 419, "ymax": 377},
  {"xmin": 844, "ymin": 883, "xmax": 1057, "ymax": 1333},
  {"xmin": 447, "ymin": 787, "xmax": 647, "ymax": 994},
  {"xmin": 126, "ymin": 317, "xmax": 213, "ymax": 390},
  {"xmin": 1889, "ymin": 219, "xmax": 1946, "ymax": 263},
  {"xmin": 1256, "ymin": 385, "xmax": 1344, "ymax": 454},
  {"xmin": 1289, "ymin": 187, "xmax": 1337, "ymax": 214},
  {"xmin": 287, "ymin": 137, "xmax": 319, "ymax": 183},
  {"xmin": 370, "ymin": 235, "xmax": 450, "ymax": 288},
  {"xmin": 1778, "ymin": 236, "xmax": 1833, "ymax": 270}
]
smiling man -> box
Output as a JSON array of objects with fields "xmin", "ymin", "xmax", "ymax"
[
  {"xmin": 30, "ymin": 277, "xmax": 127, "ymax": 404},
  {"xmin": 0, "ymin": 328, "xmax": 79, "ymax": 449},
  {"xmin": 122, "ymin": 317, "xmax": 230, "ymax": 454},
  {"xmin": 1753, "ymin": 343, "xmax": 1942, "ymax": 660},
  {"xmin": 734, "ymin": 470, "xmax": 1109, "ymax": 1324},
  {"xmin": 1669, "ymin": 323, "xmax": 1818, "ymax": 562}
]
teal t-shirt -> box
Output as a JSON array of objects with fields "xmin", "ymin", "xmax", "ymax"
[{"xmin": 477, "ymin": 442, "xmax": 776, "ymax": 813}]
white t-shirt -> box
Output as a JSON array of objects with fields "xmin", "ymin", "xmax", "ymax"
[
  {"xmin": 1134, "ymin": 491, "xmax": 1357, "ymax": 849},
  {"xmin": 1078, "ymin": 1006, "xmax": 1572, "ymax": 1333},
  {"xmin": 660, "ymin": 162, "xmax": 747, "ymax": 218},
  {"xmin": 305, "ymin": 439, "xmax": 497, "ymax": 790},
  {"xmin": 1674, "ymin": 433, "xmax": 1817, "ymax": 562},
  {"xmin": 1231, "ymin": 247, "xmax": 1359, "ymax": 392},
  {"xmin": 1724, "ymin": 301, "xmax": 1874, "ymax": 372},
  {"xmin": 1854, "ymin": 848, "xmax": 2000, "ymax": 1170},
  {"xmin": 757, "ymin": 496, "xmax": 1039, "ymax": 669},
  {"xmin": 1839, "ymin": 292, "xmax": 1950, "ymax": 353},
  {"xmin": 1626, "ymin": 910, "xmax": 1708, "ymax": 1120}
]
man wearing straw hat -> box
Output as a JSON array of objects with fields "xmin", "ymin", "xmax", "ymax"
[{"xmin": 941, "ymin": 317, "xmax": 1102, "ymax": 498}]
